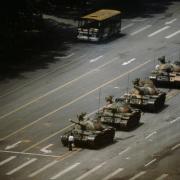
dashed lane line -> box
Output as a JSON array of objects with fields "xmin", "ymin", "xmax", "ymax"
[
  {"xmin": 148, "ymin": 26, "xmax": 170, "ymax": 37},
  {"xmin": 121, "ymin": 23, "xmax": 134, "ymax": 30},
  {"xmin": 130, "ymin": 25, "xmax": 152, "ymax": 36},
  {"xmin": 6, "ymin": 158, "xmax": 37, "ymax": 175},
  {"xmin": 28, "ymin": 160, "xmax": 59, "ymax": 178},
  {"xmin": 169, "ymin": 117, "xmax": 180, "ymax": 124},
  {"xmin": 0, "ymin": 156, "xmax": 16, "ymax": 166},
  {"xmin": 144, "ymin": 159, "xmax": 156, "ymax": 167},
  {"xmin": 155, "ymin": 174, "xmax": 168, "ymax": 180},
  {"xmin": 165, "ymin": 30, "xmax": 180, "ymax": 39},
  {"xmin": 90, "ymin": 55, "xmax": 103, "ymax": 63},
  {"xmin": 102, "ymin": 168, "xmax": 124, "ymax": 180},
  {"xmin": 145, "ymin": 131, "xmax": 157, "ymax": 139},
  {"xmin": 1, "ymin": 59, "xmax": 151, "ymax": 143},
  {"xmin": 75, "ymin": 162, "xmax": 106, "ymax": 180},
  {"xmin": 119, "ymin": 147, "xmax": 131, "ymax": 156},
  {"xmin": 50, "ymin": 162, "xmax": 80, "ymax": 180},
  {"xmin": 129, "ymin": 171, "xmax": 146, "ymax": 180},
  {"xmin": 165, "ymin": 18, "xmax": 177, "ymax": 25},
  {"xmin": 171, "ymin": 143, "xmax": 180, "ymax": 151},
  {"xmin": 0, "ymin": 57, "xmax": 118, "ymax": 121}
]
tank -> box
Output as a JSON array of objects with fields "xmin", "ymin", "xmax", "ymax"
[
  {"xmin": 61, "ymin": 113, "xmax": 115, "ymax": 149},
  {"xmin": 120, "ymin": 78, "xmax": 166, "ymax": 112},
  {"xmin": 99, "ymin": 96, "xmax": 141, "ymax": 129},
  {"xmin": 149, "ymin": 56, "xmax": 180, "ymax": 86}
]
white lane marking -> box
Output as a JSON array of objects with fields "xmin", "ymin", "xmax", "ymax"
[
  {"xmin": 165, "ymin": 30, "xmax": 180, "ymax": 39},
  {"xmin": 40, "ymin": 144, "xmax": 53, "ymax": 154},
  {"xmin": 114, "ymin": 86, "xmax": 120, "ymax": 89},
  {"xmin": 75, "ymin": 162, "xmax": 106, "ymax": 180},
  {"xmin": 90, "ymin": 55, "xmax": 103, "ymax": 63},
  {"xmin": 28, "ymin": 160, "xmax": 59, "ymax": 178},
  {"xmin": 148, "ymin": 26, "xmax": 170, "ymax": 37},
  {"xmin": 165, "ymin": 18, "xmax": 177, "ymax": 25},
  {"xmin": 102, "ymin": 168, "xmax": 124, "ymax": 180},
  {"xmin": 50, "ymin": 163, "xmax": 80, "ymax": 180},
  {"xmin": 171, "ymin": 143, "xmax": 180, "ymax": 151},
  {"xmin": 145, "ymin": 131, "xmax": 157, "ymax": 139},
  {"xmin": 130, "ymin": 25, "xmax": 152, "ymax": 36},
  {"xmin": 54, "ymin": 53, "xmax": 74, "ymax": 59},
  {"xmin": 2, "ymin": 60, "xmax": 152, "ymax": 150},
  {"xmin": 169, "ymin": 117, "xmax": 180, "ymax": 124},
  {"xmin": 144, "ymin": 159, "xmax": 156, "ymax": 167},
  {"xmin": 131, "ymin": 19, "xmax": 147, "ymax": 22},
  {"xmin": 0, "ymin": 57, "xmax": 118, "ymax": 122},
  {"xmin": 155, "ymin": 174, "xmax": 168, "ymax": 180},
  {"xmin": 5, "ymin": 141, "xmax": 22, "ymax": 150},
  {"xmin": 122, "ymin": 58, "xmax": 136, "ymax": 65},
  {"xmin": 129, "ymin": 171, "xmax": 146, "ymax": 180},
  {"xmin": 6, "ymin": 158, "xmax": 37, "ymax": 175},
  {"xmin": 0, "ymin": 150, "xmax": 62, "ymax": 158},
  {"xmin": 119, "ymin": 147, "xmax": 131, "ymax": 156},
  {"xmin": 0, "ymin": 156, "xmax": 16, "ymax": 166},
  {"xmin": 121, "ymin": 23, "xmax": 134, "ymax": 30}
]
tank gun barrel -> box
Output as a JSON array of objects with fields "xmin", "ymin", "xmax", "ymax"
[{"xmin": 70, "ymin": 119, "xmax": 86, "ymax": 128}]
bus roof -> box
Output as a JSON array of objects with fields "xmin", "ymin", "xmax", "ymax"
[{"xmin": 81, "ymin": 9, "xmax": 121, "ymax": 21}]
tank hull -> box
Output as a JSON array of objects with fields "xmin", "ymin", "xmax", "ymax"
[
  {"xmin": 61, "ymin": 127, "xmax": 115, "ymax": 149},
  {"xmin": 100, "ymin": 109, "xmax": 141, "ymax": 129},
  {"xmin": 149, "ymin": 72, "xmax": 180, "ymax": 87},
  {"xmin": 120, "ymin": 92, "xmax": 166, "ymax": 113}
]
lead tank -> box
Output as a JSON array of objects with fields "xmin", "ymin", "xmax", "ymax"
[
  {"xmin": 120, "ymin": 78, "xmax": 166, "ymax": 112},
  {"xmin": 149, "ymin": 56, "xmax": 180, "ymax": 86},
  {"xmin": 99, "ymin": 96, "xmax": 141, "ymax": 129},
  {"xmin": 61, "ymin": 113, "xmax": 115, "ymax": 148}
]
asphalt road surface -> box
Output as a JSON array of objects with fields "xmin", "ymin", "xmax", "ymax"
[{"xmin": 0, "ymin": 1, "xmax": 180, "ymax": 180}]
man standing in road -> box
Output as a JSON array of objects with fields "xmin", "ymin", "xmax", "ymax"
[{"xmin": 68, "ymin": 133, "xmax": 74, "ymax": 151}]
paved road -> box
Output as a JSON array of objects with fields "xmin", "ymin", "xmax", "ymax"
[{"xmin": 0, "ymin": 1, "xmax": 180, "ymax": 180}]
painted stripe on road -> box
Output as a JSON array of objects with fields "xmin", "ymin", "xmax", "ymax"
[
  {"xmin": 165, "ymin": 30, "xmax": 180, "ymax": 39},
  {"xmin": 170, "ymin": 117, "xmax": 180, "ymax": 124},
  {"xmin": 0, "ymin": 156, "xmax": 16, "ymax": 166},
  {"xmin": 145, "ymin": 131, "xmax": 157, "ymax": 139},
  {"xmin": 119, "ymin": 147, "xmax": 131, "ymax": 156},
  {"xmin": 90, "ymin": 55, "xmax": 103, "ymax": 63},
  {"xmin": 155, "ymin": 174, "xmax": 168, "ymax": 180},
  {"xmin": 165, "ymin": 18, "xmax": 177, "ymax": 25},
  {"xmin": 75, "ymin": 162, "xmax": 106, "ymax": 180},
  {"xmin": 0, "ymin": 149, "xmax": 62, "ymax": 158},
  {"xmin": 28, "ymin": 160, "xmax": 59, "ymax": 177},
  {"xmin": 171, "ymin": 143, "xmax": 180, "ymax": 151},
  {"xmin": 121, "ymin": 23, "xmax": 134, "ymax": 30},
  {"xmin": 129, "ymin": 171, "xmax": 146, "ymax": 180},
  {"xmin": 130, "ymin": 25, "xmax": 152, "ymax": 36},
  {"xmin": 102, "ymin": 168, "xmax": 124, "ymax": 180},
  {"xmin": 144, "ymin": 159, "xmax": 156, "ymax": 167},
  {"xmin": 148, "ymin": 26, "xmax": 170, "ymax": 37},
  {"xmin": 6, "ymin": 158, "xmax": 37, "ymax": 175},
  {"xmin": 50, "ymin": 162, "xmax": 80, "ymax": 179}
]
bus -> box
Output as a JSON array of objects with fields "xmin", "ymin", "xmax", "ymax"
[{"xmin": 77, "ymin": 9, "xmax": 121, "ymax": 42}]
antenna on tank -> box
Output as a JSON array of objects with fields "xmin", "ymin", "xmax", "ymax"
[
  {"xmin": 98, "ymin": 88, "xmax": 102, "ymax": 114},
  {"xmin": 127, "ymin": 73, "xmax": 130, "ymax": 94}
]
